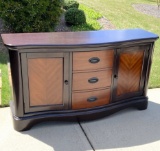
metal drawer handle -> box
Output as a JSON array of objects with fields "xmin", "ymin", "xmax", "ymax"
[
  {"xmin": 88, "ymin": 77, "xmax": 99, "ymax": 83},
  {"xmin": 89, "ymin": 57, "xmax": 100, "ymax": 64},
  {"xmin": 87, "ymin": 96, "xmax": 98, "ymax": 102}
]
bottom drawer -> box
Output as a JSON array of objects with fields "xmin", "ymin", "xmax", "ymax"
[{"xmin": 72, "ymin": 88, "xmax": 110, "ymax": 110}]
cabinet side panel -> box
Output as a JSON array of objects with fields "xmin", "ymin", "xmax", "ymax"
[
  {"xmin": 9, "ymin": 50, "xmax": 24, "ymax": 116},
  {"xmin": 28, "ymin": 58, "xmax": 63, "ymax": 106},
  {"xmin": 117, "ymin": 50, "xmax": 144, "ymax": 96}
]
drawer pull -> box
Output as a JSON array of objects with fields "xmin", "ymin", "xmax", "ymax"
[
  {"xmin": 89, "ymin": 57, "xmax": 100, "ymax": 64},
  {"xmin": 88, "ymin": 77, "xmax": 99, "ymax": 83},
  {"xmin": 87, "ymin": 96, "xmax": 98, "ymax": 102}
]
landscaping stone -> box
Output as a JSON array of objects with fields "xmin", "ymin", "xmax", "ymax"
[{"xmin": 133, "ymin": 4, "xmax": 160, "ymax": 18}]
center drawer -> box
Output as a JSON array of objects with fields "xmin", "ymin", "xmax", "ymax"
[{"xmin": 73, "ymin": 69, "xmax": 113, "ymax": 91}]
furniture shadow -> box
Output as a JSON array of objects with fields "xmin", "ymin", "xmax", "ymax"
[{"xmin": 22, "ymin": 100, "xmax": 160, "ymax": 151}]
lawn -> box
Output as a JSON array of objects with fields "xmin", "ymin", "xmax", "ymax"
[
  {"xmin": 77, "ymin": 0, "xmax": 160, "ymax": 88},
  {"xmin": 0, "ymin": 52, "xmax": 11, "ymax": 107}
]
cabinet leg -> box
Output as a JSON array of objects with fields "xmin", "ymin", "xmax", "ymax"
[{"xmin": 136, "ymin": 100, "xmax": 148, "ymax": 110}]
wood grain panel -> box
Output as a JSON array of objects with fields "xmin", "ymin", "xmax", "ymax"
[
  {"xmin": 72, "ymin": 88, "xmax": 110, "ymax": 109},
  {"xmin": 73, "ymin": 69, "xmax": 112, "ymax": 91},
  {"xmin": 28, "ymin": 58, "xmax": 63, "ymax": 106},
  {"xmin": 117, "ymin": 50, "xmax": 144, "ymax": 96},
  {"xmin": 73, "ymin": 50, "xmax": 114, "ymax": 71}
]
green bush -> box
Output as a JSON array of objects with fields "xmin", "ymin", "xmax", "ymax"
[
  {"xmin": 65, "ymin": 8, "xmax": 86, "ymax": 25},
  {"xmin": 63, "ymin": 0, "xmax": 79, "ymax": 10},
  {"xmin": 0, "ymin": 0, "xmax": 63, "ymax": 32}
]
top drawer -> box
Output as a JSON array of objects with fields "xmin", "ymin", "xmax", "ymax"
[{"xmin": 73, "ymin": 50, "xmax": 114, "ymax": 71}]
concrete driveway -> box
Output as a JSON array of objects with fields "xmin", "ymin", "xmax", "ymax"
[{"xmin": 0, "ymin": 88, "xmax": 160, "ymax": 151}]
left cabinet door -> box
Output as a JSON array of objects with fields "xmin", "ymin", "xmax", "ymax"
[{"xmin": 21, "ymin": 52, "xmax": 70, "ymax": 113}]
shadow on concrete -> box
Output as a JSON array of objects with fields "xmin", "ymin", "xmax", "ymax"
[
  {"xmin": 80, "ymin": 100, "xmax": 160, "ymax": 150},
  {"xmin": 22, "ymin": 100, "xmax": 160, "ymax": 151},
  {"xmin": 22, "ymin": 121, "xmax": 92, "ymax": 151}
]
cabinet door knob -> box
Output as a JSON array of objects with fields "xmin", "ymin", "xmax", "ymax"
[
  {"xmin": 114, "ymin": 75, "xmax": 118, "ymax": 79},
  {"xmin": 88, "ymin": 77, "xmax": 99, "ymax": 83},
  {"xmin": 89, "ymin": 57, "xmax": 100, "ymax": 64},
  {"xmin": 64, "ymin": 80, "xmax": 69, "ymax": 85},
  {"xmin": 87, "ymin": 96, "xmax": 98, "ymax": 102}
]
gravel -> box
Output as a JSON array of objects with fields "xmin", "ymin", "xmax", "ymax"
[{"xmin": 133, "ymin": 4, "xmax": 160, "ymax": 18}]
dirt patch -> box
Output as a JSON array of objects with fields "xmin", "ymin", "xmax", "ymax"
[
  {"xmin": 98, "ymin": 17, "xmax": 115, "ymax": 30},
  {"xmin": 55, "ymin": 14, "xmax": 116, "ymax": 31},
  {"xmin": 54, "ymin": 14, "xmax": 71, "ymax": 32},
  {"xmin": 133, "ymin": 4, "xmax": 160, "ymax": 18}
]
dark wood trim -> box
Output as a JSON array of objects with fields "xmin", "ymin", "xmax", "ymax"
[
  {"xmin": 69, "ymin": 52, "xmax": 73, "ymax": 109},
  {"xmin": 63, "ymin": 52, "xmax": 70, "ymax": 110},
  {"xmin": 21, "ymin": 53, "xmax": 29, "ymax": 113},
  {"xmin": 5, "ymin": 40, "xmax": 157, "ymax": 52},
  {"xmin": 9, "ymin": 50, "xmax": 24, "ymax": 117},
  {"xmin": 112, "ymin": 48, "xmax": 120, "ymax": 102},
  {"xmin": 10, "ymin": 96, "xmax": 148, "ymax": 131},
  {"xmin": 143, "ymin": 43, "xmax": 155, "ymax": 96}
]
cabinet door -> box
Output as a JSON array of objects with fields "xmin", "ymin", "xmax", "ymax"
[
  {"xmin": 21, "ymin": 53, "xmax": 70, "ymax": 113},
  {"xmin": 114, "ymin": 46, "xmax": 148, "ymax": 101}
]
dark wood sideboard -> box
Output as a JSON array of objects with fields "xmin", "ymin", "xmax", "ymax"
[{"xmin": 1, "ymin": 29, "xmax": 159, "ymax": 131}]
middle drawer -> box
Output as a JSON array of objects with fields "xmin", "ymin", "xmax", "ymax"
[{"xmin": 73, "ymin": 69, "xmax": 113, "ymax": 91}]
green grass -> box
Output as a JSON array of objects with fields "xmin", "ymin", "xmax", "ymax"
[
  {"xmin": 0, "ymin": 52, "xmax": 11, "ymax": 107},
  {"xmin": 70, "ymin": 4, "xmax": 102, "ymax": 31},
  {"xmin": 77, "ymin": 0, "xmax": 160, "ymax": 88}
]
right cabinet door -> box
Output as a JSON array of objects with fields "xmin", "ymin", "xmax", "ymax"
[{"xmin": 114, "ymin": 45, "xmax": 149, "ymax": 101}]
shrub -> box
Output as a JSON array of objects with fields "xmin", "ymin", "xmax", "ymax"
[
  {"xmin": 65, "ymin": 8, "xmax": 86, "ymax": 25},
  {"xmin": 0, "ymin": 0, "xmax": 63, "ymax": 32},
  {"xmin": 63, "ymin": 0, "xmax": 79, "ymax": 10}
]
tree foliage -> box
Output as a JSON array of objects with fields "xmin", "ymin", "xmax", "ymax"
[
  {"xmin": 65, "ymin": 8, "xmax": 86, "ymax": 25},
  {"xmin": 0, "ymin": 0, "xmax": 63, "ymax": 32}
]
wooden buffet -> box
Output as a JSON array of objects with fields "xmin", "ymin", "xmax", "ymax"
[{"xmin": 1, "ymin": 29, "xmax": 159, "ymax": 131}]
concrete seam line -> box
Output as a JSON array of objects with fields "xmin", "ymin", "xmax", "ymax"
[{"xmin": 78, "ymin": 119, "xmax": 95, "ymax": 151}]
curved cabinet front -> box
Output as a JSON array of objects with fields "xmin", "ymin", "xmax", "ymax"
[{"xmin": 1, "ymin": 29, "xmax": 158, "ymax": 131}]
